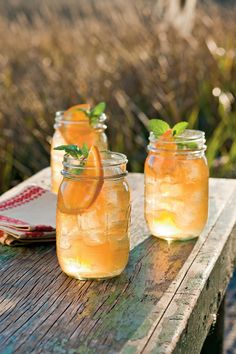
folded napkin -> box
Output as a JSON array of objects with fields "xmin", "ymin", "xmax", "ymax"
[{"xmin": 0, "ymin": 185, "xmax": 57, "ymax": 246}]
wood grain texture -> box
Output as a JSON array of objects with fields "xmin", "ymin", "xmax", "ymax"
[{"xmin": 0, "ymin": 168, "xmax": 236, "ymax": 354}]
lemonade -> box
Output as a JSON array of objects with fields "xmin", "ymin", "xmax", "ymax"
[
  {"xmin": 145, "ymin": 120, "xmax": 209, "ymax": 241},
  {"xmin": 56, "ymin": 146, "xmax": 130, "ymax": 280},
  {"xmin": 51, "ymin": 103, "xmax": 108, "ymax": 193}
]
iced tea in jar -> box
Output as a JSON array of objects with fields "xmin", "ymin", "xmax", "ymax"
[
  {"xmin": 56, "ymin": 144, "xmax": 130, "ymax": 280},
  {"xmin": 51, "ymin": 102, "xmax": 108, "ymax": 193},
  {"xmin": 145, "ymin": 120, "xmax": 209, "ymax": 241}
]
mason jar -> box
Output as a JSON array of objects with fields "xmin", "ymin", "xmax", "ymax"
[
  {"xmin": 145, "ymin": 130, "xmax": 209, "ymax": 241},
  {"xmin": 51, "ymin": 111, "xmax": 108, "ymax": 193},
  {"xmin": 56, "ymin": 151, "xmax": 130, "ymax": 280}
]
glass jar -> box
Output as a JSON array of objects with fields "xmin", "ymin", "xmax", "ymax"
[
  {"xmin": 56, "ymin": 151, "xmax": 130, "ymax": 280},
  {"xmin": 145, "ymin": 130, "xmax": 209, "ymax": 241},
  {"xmin": 51, "ymin": 111, "xmax": 108, "ymax": 193}
]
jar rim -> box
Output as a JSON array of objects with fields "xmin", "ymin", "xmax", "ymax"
[
  {"xmin": 55, "ymin": 111, "xmax": 107, "ymax": 125},
  {"xmin": 148, "ymin": 129, "xmax": 206, "ymax": 153},
  {"xmin": 63, "ymin": 150, "xmax": 128, "ymax": 170},
  {"xmin": 149, "ymin": 129, "xmax": 205, "ymax": 142}
]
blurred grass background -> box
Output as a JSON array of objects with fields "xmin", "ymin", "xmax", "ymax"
[{"xmin": 0, "ymin": 0, "xmax": 236, "ymax": 193}]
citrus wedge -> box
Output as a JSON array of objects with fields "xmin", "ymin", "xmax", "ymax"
[
  {"xmin": 58, "ymin": 146, "xmax": 104, "ymax": 214},
  {"xmin": 65, "ymin": 103, "xmax": 90, "ymax": 121},
  {"xmin": 60, "ymin": 103, "xmax": 94, "ymax": 145},
  {"xmin": 155, "ymin": 129, "xmax": 177, "ymax": 151}
]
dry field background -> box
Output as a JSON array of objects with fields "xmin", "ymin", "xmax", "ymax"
[{"xmin": 0, "ymin": 0, "xmax": 236, "ymax": 193}]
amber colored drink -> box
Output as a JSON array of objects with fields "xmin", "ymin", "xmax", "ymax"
[
  {"xmin": 145, "ymin": 130, "xmax": 209, "ymax": 241},
  {"xmin": 51, "ymin": 105, "xmax": 108, "ymax": 193},
  {"xmin": 56, "ymin": 150, "xmax": 130, "ymax": 280}
]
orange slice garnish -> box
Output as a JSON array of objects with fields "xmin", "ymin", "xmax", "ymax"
[
  {"xmin": 65, "ymin": 103, "xmax": 90, "ymax": 121},
  {"xmin": 58, "ymin": 146, "xmax": 103, "ymax": 214},
  {"xmin": 60, "ymin": 103, "xmax": 94, "ymax": 145},
  {"xmin": 155, "ymin": 129, "xmax": 177, "ymax": 151}
]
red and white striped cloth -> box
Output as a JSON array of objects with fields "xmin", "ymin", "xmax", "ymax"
[{"xmin": 0, "ymin": 186, "xmax": 56, "ymax": 246}]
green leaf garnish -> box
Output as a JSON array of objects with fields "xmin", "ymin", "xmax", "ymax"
[
  {"xmin": 90, "ymin": 102, "xmax": 106, "ymax": 117},
  {"xmin": 148, "ymin": 119, "xmax": 170, "ymax": 137},
  {"xmin": 81, "ymin": 143, "xmax": 89, "ymax": 157},
  {"xmin": 148, "ymin": 119, "xmax": 189, "ymax": 138},
  {"xmin": 75, "ymin": 101, "xmax": 106, "ymax": 127},
  {"xmin": 54, "ymin": 144, "xmax": 89, "ymax": 159},
  {"xmin": 177, "ymin": 142, "xmax": 198, "ymax": 150},
  {"xmin": 185, "ymin": 142, "xmax": 198, "ymax": 149},
  {"xmin": 172, "ymin": 121, "xmax": 189, "ymax": 136}
]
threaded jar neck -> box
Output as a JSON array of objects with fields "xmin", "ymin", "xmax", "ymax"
[
  {"xmin": 54, "ymin": 111, "xmax": 107, "ymax": 131},
  {"xmin": 148, "ymin": 129, "xmax": 206, "ymax": 156},
  {"xmin": 62, "ymin": 150, "xmax": 128, "ymax": 180}
]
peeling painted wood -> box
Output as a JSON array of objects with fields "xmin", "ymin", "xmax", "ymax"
[{"xmin": 0, "ymin": 169, "xmax": 236, "ymax": 354}]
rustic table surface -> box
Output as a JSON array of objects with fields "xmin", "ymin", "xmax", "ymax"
[{"xmin": 0, "ymin": 168, "xmax": 236, "ymax": 354}]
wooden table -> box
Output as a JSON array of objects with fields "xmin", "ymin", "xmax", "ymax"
[{"xmin": 1, "ymin": 168, "xmax": 236, "ymax": 354}]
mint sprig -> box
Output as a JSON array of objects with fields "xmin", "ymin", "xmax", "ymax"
[
  {"xmin": 54, "ymin": 144, "xmax": 89, "ymax": 159},
  {"xmin": 148, "ymin": 119, "xmax": 170, "ymax": 137},
  {"xmin": 76, "ymin": 102, "xmax": 106, "ymax": 126},
  {"xmin": 172, "ymin": 122, "xmax": 189, "ymax": 136},
  {"xmin": 148, "ymin": 119, "xmax": 188, "ymax": 138},
  {"xmin": 148, "ymin": 119, "xmax": 199, "ymax": 149},
  {"xmin": 54, "ymin": 144, "xmax": 89, "ymax": 175}
]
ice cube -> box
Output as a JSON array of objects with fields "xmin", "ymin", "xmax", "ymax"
[
  {"xmin": 159, "ymin": 174, "xmax": 183, "ymax": 198},
  {"xmin": 168, "ymin": 199, "xmax": 184, "ymax": 213},
  {"xmin": 60, "ymin": 214, "xmax": 79, "ymax": 240},
  {"xmin": 107, "ymin": 204, "xmax": 130, "ymax": 241},
  {"xmin": 106, "ymin": 189, "xmax": 119, "ymax": 205},
  {"xmin": 160, "ymin": 183, "xmax": 183, "ymax": 198},
  {"xmin": 182, "ymin": 160, "xmax": 201, "ymax": 181},
  {"xmin": 191, "ymin": 190, "xmax": 204, "ymax": 203},
  {"xmin": 83, "ymin": 229, "xmax": 107, "ymax": 246},
  {"xmin": 145, "ymin": 181, "xmax": 161, "ymax": 196},
  {"xmin": 176, "ymin": 206, "xmax": 195, "ymax": 228},
  {"xmin": 108, "ymin": 221, "xmax": 128, "ymax": 241},
  {"xmin": 59, "ymin": 213, "xmax": 80, "ymax": 249},
  {"xmin": 59, "ymin": 237, "xmax": 71, "ymax": 250},
  {"xmin": 80, "ymin": 208, "xmax": 107, "ymax": 246},
  {"xmin": 80, "ymin": 208, "xmax": 105, "ymax": 230}
]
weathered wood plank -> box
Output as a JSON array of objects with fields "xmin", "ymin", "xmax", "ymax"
[
  {"xmin": 0, "ymin": 170, "xmax": 236, "ymax": 354},
  {"xmin": 141, "ymin": 201, "xmax": 236, "ymax": 354},
  {"xmin": 120, "ymin": 179, "xmax": 236, "ymax": 354}
]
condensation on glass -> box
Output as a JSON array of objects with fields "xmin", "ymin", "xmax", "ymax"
[
  {"xmin": 145, "ymin": 130, "xmax": 209, "ymax": 241},
  {"xmin": 51, "ymin": 111, "xmax": 108, "ymax": 193},
  {"xmin": 56, "ymin": 151, "xmax": 130, "ymax": 280}
]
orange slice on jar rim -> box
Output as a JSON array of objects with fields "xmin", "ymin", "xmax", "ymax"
[
  {"xmin": 65, "ymin": 103, "xmax": 91, "ymax": 121},
  {"xmin": 155, "ymin": 129, "xmax": 177, "ymax": 151},
  {"xmin": 59, "ymin": 103, "xmax": 93, "ymax": 145},
  {"xmin": 58, "ymin": 145, "xmax": 104, "ymax": 214}
]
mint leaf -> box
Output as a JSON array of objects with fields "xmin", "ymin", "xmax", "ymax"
[
  {"xmin": 81, "ymin": 143, "xmax": 89, "ymax": 158},
  {"xmin": 90, "ymin": 102, "xmax": 106, "ymax": 117},
  {"xmin": 54, "ymin": 144, "xmax": 89, "ymax": 159},
  {"xmin": 177, "ymin": 142, "xmax": 198, "ymax": 150},
  {"xmin": 172, "ymin": 121, "xmax": 188, "ymax": 136},
  {"xmin": 54, "ymin": 144, "xmax": 78, "ymax": 151},
  {"xmin": 73, "ymin": 102, "xmax": 106, "ymax": 126},
  {"xmin": 185, "ymin": 142, "xmax": 198, "ymax": 149},
  {"xmin": 54, "ymin": 144, "xmax": 79, "ymax": 158},
  {"xmin": 89, "ymin": 116, "xmax": 100, "ymax": 126},
  {"xmin": 54, "ymin": 144, "xmax": 89, "ymax": 175},
  {"xmin": 69, "ymin": 165, "xmax": 86, "ymax": 176},
  {"xmin": 148, "ymin": 119, "xmax": 170, "ymax": 137},
  {"xmin": 88, "ymin": 102, "xmax": 106, "ymax": 126}
]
